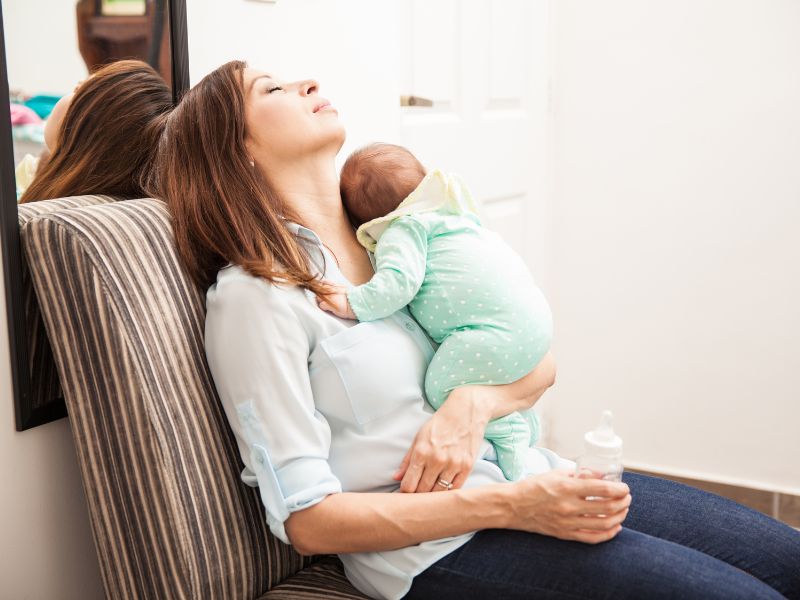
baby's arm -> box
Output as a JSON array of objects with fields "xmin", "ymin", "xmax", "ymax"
[
  {"xmin": 317, "ymin": 216, "xmax": 428, "ymax": 322},
  {"xmin": 347, "ymin": 216, "xmax": 428, "ymax": 321}
]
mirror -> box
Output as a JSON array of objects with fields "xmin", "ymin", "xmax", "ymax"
[{"xmin": 1, "ymin": 0, "xmax": 188, "ymax": 430}]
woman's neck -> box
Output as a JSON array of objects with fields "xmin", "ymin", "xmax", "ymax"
[{"xmin": 268, "ymin": 156, "xmax": 354, "ymax": 246}]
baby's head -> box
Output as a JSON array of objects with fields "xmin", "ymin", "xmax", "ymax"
[{"xmin": 340, "ymin": 142, "xmax": 427, "ymax": 228}]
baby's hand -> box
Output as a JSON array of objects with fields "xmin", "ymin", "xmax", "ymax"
[{"xmin": 315, "ymin": 281, "xmax": 357, "ymax": 320}]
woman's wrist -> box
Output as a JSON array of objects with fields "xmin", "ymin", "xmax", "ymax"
[
  {"xmin": 445, "ymin": 385, "xmax": 495, "ymax": 427},
  {"xmin": 460, "ymin": 481, "xmax": 517, "ymax": 530}
]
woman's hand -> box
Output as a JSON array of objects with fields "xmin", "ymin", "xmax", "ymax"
[
  {"xmin": 314, "ymin": 281, "xmax": 357, "ymax": 320},
  {"xmin": 393, "ymin": 352, "xmax": 559, "ymax": 493},
  {"xmin": 393, "ymin": 387, "xmax": 491, "ymax": 493},
  {"xmin": 505, "ymin": 469, "xmax": 631, "ymax": 544}
]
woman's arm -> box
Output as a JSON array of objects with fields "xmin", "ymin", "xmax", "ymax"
[
  {"xmin": 393, "ymin": 350, "xmax": 557, "ymax": 492},
  {"xmin": 286, "ymin": 469, "xmax": 630, "ymax": 555},
  {"xmin": 460, "ymin": 350, "xmax": 557, "ymax": 421}
]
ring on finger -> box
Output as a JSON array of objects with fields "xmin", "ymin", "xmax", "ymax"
[{"xmin": 436, "ymin": 478, "xmax": 454, "ymax": 490}]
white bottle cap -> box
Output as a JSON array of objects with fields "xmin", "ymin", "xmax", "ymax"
[{"xmin": 584, "ymin": 410, "xmax": 623, "ymax": 459}]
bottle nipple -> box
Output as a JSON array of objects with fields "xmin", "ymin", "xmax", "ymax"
[{"xmin": 584, "ymin": 410, "xmax": 623, "ymax": 458}]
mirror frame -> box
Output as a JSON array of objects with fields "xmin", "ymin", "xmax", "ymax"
[{"xmin": 1, "ymin": 0, "xmax": 189, "ymax": 431}]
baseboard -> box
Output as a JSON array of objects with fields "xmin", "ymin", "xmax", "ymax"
[{"xmin": 619, "ymin": 464, "xmax": 800, "ymax": 529}]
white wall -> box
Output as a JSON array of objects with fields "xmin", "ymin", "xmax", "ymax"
[
  {"xmin": 185, "ymin": 0, "xmax": 402, "ymax": 168},
  {"xmin": 2, "ymin": 0, "xmax": 87, "ymax": 95},
  {"xmin": 538, "ymin": 0, "xmax": 800, "ymax": 494}
]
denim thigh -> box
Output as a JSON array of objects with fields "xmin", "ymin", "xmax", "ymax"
[{"xmin": 404, "ymin": 472, "xmax": 800, "ymax": 599}]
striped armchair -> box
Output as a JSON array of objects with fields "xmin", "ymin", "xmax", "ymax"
[
  {"xmin": 21, "ymin": 197, "xmax": 369, "ymax": 599},
  {"xmin": 18, "ymin": 195, "xmax": 114, "ymax": 415}
]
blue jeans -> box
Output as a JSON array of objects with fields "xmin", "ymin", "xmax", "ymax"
[{"xmin": 404, "ymin": 472, "xmax": 800, "ymax": 599}]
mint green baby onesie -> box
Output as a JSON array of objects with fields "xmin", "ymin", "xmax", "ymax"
[{"xmin": 346, "ymin": 169, "xmax": 553, "ymax": 482}]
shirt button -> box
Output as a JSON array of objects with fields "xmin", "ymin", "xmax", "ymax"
[{"xmin": 404, "ymin": 321, "xmax": 416, "ymax": 332}]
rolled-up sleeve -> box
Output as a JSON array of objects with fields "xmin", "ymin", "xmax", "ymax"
[{"xmin": 204, "ymin": 272, "xmax": 342, "ymax": 545}]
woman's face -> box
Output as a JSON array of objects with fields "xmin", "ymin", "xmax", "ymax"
[
  {"xmin": 43, "ymin": 92, "xmax": 74, "ymax": 151},
  {"xmin": 44, "ymin": 76, "xmax": 90, "ymax": 151},
  {"xmin": 242, "ymin": 68, "xmax": 345, "ymax": 167}
]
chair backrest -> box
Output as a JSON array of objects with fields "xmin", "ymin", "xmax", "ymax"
[
  {"xmin": 21, "ymin": 198, "xmax": 311, "ymax": 599},
  {"xmin": 17, "ymin": 195, "xmax": 114, "ymax": 412}
]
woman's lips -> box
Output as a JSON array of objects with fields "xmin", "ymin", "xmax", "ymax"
[{"xmin": 314, "ymin": 101, "xmax": 336, "ymax": 113}]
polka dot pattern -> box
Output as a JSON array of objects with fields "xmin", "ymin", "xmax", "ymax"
[{"xmin": 351, "ymin": 208, "xmax": 555, "ymax": 482}]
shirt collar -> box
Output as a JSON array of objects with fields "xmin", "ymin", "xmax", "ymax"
[{"xmin": 281, "ymin": 217, "xmax": 322, "ymax": 246}]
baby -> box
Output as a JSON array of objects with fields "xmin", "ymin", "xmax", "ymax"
[{"xmin": 316, "ymin": 142, "xmax": 553, "ymax": 482}]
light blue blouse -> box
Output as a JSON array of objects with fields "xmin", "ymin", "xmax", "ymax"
[{"xmin": 204, "ymin": 219, "xmax": 576, "ymax": 600}]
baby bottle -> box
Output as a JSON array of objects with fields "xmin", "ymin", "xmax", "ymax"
[{"xmin": 575, "ymin": 410, "xmax": 623, "ymax": 483}]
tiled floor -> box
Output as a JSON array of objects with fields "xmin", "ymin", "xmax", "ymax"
[{"xmin": 625, "ymin": 468, "xmax": 800, "ymax": 529}]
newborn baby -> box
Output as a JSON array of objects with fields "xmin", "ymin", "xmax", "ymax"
[{"xmin": 316, "ymin": 142, "xmax": 553, "ymax": 482}]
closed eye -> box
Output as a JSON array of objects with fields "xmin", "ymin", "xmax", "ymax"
[{"xmin": 268, "ymin": 86, "xmax": 284, "ymax": 93}]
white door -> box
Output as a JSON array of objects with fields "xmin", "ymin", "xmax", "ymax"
[
  {"xmin": 394, "ymin": 0, "xmax": 551, "ymax": 285},
  {"xmin": 393, "ymin": 0, "xmax": 556, "ymax": 441}
]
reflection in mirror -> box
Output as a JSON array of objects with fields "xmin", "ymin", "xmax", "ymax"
[
  {"xmin": 5, "ymin": 0, "xmax": 172, "ymax": 201},
  {"xmin": 100, "ymin": 0, "xmax": 147, "ymax": 16},
  {"xmin": 1, "ymin": 0, "xmax": 184, "ymax": 430}
]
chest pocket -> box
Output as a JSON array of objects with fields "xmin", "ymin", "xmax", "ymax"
[{"xmin": 319, "ymin": 316, "xmax": 433, "ymax": 426}]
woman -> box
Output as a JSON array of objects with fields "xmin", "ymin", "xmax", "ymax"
[
  {"xmin": 147, "ymin": 60, "xmax": 800, "ymax": 600},
  {"xmin": 19, "ymin": 59, "xmax": 172, "ymax": 203}
]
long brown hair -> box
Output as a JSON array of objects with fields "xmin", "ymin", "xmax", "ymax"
[
  {"xmin": 145, "ymin": 59, "xmax": 335, "ymax": 296},
  {"xmin": 20, "ymin": 59, "xmax": 172, "ymax": 203}
]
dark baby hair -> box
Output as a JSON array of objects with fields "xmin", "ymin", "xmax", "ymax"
[{"xmin": 339, "ymin": 142, "xmax": 427, "ymax": 228}]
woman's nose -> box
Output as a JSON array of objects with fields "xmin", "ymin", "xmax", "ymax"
[{"xmin": 298, "ymin": 79, "xmax": 319, "ymax": 96}]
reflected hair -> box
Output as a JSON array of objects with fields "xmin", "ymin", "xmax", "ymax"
[
  {"xmin": 144, "ymin": 59, "xmax": 335, "ymax": 297},
  {"xmin": 20, "ymin": 59, "xmax": 172, "ymax": 203}
]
